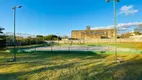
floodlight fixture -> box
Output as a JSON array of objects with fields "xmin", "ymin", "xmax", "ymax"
[
  {"xmin": 106, "ymin": 0, "xmax": 110, "ymax": 2},
  {"xmin": 12, "ymin": 6, "xmax": 22, "ymax": 9},
  {"xmin": 106, "ymin": 0, "xmax": 120, "ymax": 2},
  {"xmin": 17, "ymin": 6, "xmax": 22, "ymax": 8}
]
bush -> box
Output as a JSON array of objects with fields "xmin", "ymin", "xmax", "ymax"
[{"xmin": 0, "ymin": 35, "xmax": 6, "ymax": 50}]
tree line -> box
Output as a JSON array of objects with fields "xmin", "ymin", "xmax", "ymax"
[{"xmin": 6, "ymin": 34, "xmax": 62, "ymax": 46}]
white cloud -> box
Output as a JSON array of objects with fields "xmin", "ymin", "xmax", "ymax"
[
  {"xmin": 92, "ymin": 22, "xmax": 142, "ymax": 31},
  {"xmin": 119, "ymin": 5, "xmax": 138, "ymax": 15}
]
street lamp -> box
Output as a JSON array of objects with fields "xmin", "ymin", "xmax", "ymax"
[
  {"xmin": 106, "ymin": 0, "xmax": 120, "ymax": 62},
  {"xmin": 11, "ymin": 6, "xmax": 22, "ymax": 62}
]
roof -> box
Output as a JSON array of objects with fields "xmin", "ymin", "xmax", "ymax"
[
  {"xmin": 72, "ymin": 30, "xmax": 85, "ymax": 32},
  {"xmin": 72, "ymin": 28, "xmax": 114, "ymax": 32}
]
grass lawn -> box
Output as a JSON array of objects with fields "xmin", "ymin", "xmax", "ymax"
[
  {"xmin": 60, "ymin": 42, "xmax": 142, "ymax": 49},
  {"xmin": 85, "ymin": 42, "xmax": 136, "ymax": 48},
  {"xmin": 0, "ymin": 51, "xmax": 142, "ymax": 80},
  {"xmin": 7, "ymin": 44, "xmax": 45, "ymax": 49}
]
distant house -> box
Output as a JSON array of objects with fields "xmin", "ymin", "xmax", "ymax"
[
  {"xmin": 72, "ymin": 26, "xmax": 115, "ymax": 39},
  {"xmin": 62, "ymin": 38, "xmax": 69, "ymax": 41}
]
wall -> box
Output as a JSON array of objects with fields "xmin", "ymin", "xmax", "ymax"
[{"xmin": 72, "ymin": 29, "xmax": 115, "ymax": 39}]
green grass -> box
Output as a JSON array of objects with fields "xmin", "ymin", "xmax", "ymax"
[
  {"xmin": 7, "ymin": 44, "xmax": 46, "ymax": 49},
  {"xmin": 60, "ymin": 42, "xmax": 137, "ymax": 49},
  {"xmin": 86, "ymin": 42, "xmax": 136, "ymax": 48},
  {"xmin": 0, "ymin": 51, "xmax": 142, "ymax": 80}
]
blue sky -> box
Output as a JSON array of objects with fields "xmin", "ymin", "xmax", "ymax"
[{"xmin": 0, "ymin": 0, "xmax": 142, "ymax": 36}]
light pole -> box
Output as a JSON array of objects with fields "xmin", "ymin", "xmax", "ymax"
[
  {"xmin": 106, "ymin": 0, "xmax": 119, "ymax": 62},
  {"xmin": 12, "ymin": 6, "xmax": 22, "ymax": 62}
]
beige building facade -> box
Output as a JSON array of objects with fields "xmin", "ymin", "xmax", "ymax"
[{"xmin": 72, "ymin": 26, "xmax": 115, "ymax": 39}]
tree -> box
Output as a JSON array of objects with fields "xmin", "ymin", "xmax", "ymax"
[
  {"xmin": 134, "ymin": 28, "xmax": 141, "ymax": 35},
  {"xmin": 0, "ymin": 27, "xmax": 4, "ymax": 34},
  {"xmin": 61, "ymin": 35, "xmax": 69, "ymax": 39},
  {"xmin": 121, "ymin": 33, "xmax": 131, "ymax": 38},
  {"xmin": 37, "ymin": 35, "xmax": 44, "ymax": 38},
  {"xmin": 0, "ymin": 27, "xmax": 6, "ymax": 49},
  {"xmin": 6, "ymin": 35, "xmax": 14, "ymax": 46},
  {"xmin": 44, "ymin": 35, "xmax": 59, "ymax": 40},
  {"xmin": 36, "ymin": 35, "xmax": 44, "ymax": 44},
  {"xmin": 137, "ymin": 24, "xmax": 142, "ymax": 32}
]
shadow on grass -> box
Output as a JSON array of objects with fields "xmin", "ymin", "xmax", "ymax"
[
  {"xmin": 53, "ymin": 54, "xmax": 142, "ymax": 80},
  {"xmin": 0, "ymin": 62, "xmax": 78, "ymax": 80},
  {"xmin": 1, "ymin": 51, "xmax": 142, "ymax": 80},
  {"xmin": 0, "ymin": 51, "xmax": 107, "ymax": 65},
  {"xmin": 91, "ymin": 55, "xmax": 142, "ymax": 80},
  {"xmin": 0, "ymin": 51, "xmax": 109, "ymax": 80}
]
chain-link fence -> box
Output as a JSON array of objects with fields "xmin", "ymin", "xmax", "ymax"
[
  {"xmin": 1, "ymin": 31, "xmax": 142, "ymax": 80},
  {"xmin": 3, "ymin": 27, "xmax": 142, "ymax": 54}
]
